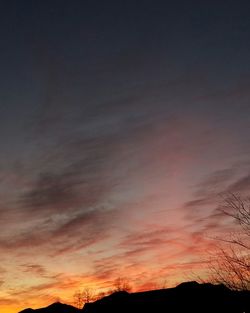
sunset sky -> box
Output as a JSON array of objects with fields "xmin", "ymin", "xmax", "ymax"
[{"xmin": 1, "ymin": 1, "xmax": 250, "ymax": 312}]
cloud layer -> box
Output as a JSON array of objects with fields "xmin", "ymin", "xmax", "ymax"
[{"xmin": 1, "ymin": 1, "xmax": 250, "ymax": 312}]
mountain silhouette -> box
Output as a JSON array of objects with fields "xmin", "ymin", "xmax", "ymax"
[
  {"xmin": 19, "ymin": 282, "xmax": 250, "ymax": 313},
  {"xmin": 83, "ymin": 281, "xmax": 250, "ymax": 313},
  {"xmin": 19, "ymin": 302, "xmax": 81, "ymax": 313}
]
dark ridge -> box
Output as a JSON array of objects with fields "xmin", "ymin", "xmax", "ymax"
[
  {"xmin": 18, "ymin": 282, "xmax": 250, "ymax": 313},
  {"xmin": 19, "ymin": 302, "xmax": 80, "ymax": 313},
  {"xmin": 83, "ymin": 281, "xmax": 250, "ymax": 313},
  {"xmin": 176, "ymin": 280, "xmax": 200, "ymax": 288}
]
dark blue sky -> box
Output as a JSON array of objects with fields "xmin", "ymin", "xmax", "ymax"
[
  {"xmin": 0, "ymin": 1, "xmax": 249, "ymax": 174},
  {"xmin": 1, "ymin": 1, "xmax": 250, "ymax": 312}
]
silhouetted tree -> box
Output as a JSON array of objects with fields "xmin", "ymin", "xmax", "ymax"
[
  {"xmin": 208, "ymin": 194, "xmax": 250, "ymax": 290},
  {"xmin": 82, "ymin": 287, "xmax": 94, "ymax": 304},
  {"xmin": 73, "ymin": 287, "xmax": 95, "ymax": 308},
  {"xmin": 73, "ymin": 290, "xmax": 84, "ymax": 309},
  {"xmin": 113, "ymin": 277, "xmax": 132, "ymax": 292}
]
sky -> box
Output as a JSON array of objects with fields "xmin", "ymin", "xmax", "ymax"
[{"xmin": 1, "ymin": 1, "xmax": 250, "ymax": 312}]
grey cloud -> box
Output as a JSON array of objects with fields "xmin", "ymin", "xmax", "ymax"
[
  {"xmin": 52, "ymin": 209, "xmax": 106, "ymax": 238},
  {"xmin": 18, "ymin": 100, "xmax": 170, "ymax": 219},
  {"xmin": 21, "ymin": 170, "xmax": 82, "ymax": 211},
  {"xmin": 183, "ymin": 166, "xmax": 250, "ymax": 214},
  {"xmin": 181, "ymin": 167, "xmax": 250, "ymax": 235},
  {"xmin": 183, "ymin": 198, "xmax": 213, "ymax": 210},
  {"xmin": 228, "ymin": 173, "xmax": 250, "ymax": 193},
  {"xmin": 194, "ymin": 168, "xmax": 235, "ymax": 198},
  {"xmin": 0, "ymin": 207, "xmax": 115, "ymax": 256},
  {"xmin": 117, "ymin": 227, "xmax": 180, "ymax": 260},
  {"xmin": 19, "ymin": 134, "xmax": 118, "ymax": 217}
]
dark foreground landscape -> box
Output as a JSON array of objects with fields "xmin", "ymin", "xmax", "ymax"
[{"xmin": 19, "ymin": 281, "xmax": 250, "ymax": 313}]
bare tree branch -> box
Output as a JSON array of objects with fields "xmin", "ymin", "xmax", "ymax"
[{"xmin": 207, "ymin": 193, "xmax": 250, "ymax": 291}]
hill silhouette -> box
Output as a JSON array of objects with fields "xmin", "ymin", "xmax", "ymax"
[
  {"xmin": 19, "ymin": 282, "xmax": 250, "ymax": 313},
  {"xmin": 19, "ymin": 302, "xmax": 81, "ymax": 313},
  {"xmin": 83, "ymin": 281, "xmax": 249, "ymax": 313}
]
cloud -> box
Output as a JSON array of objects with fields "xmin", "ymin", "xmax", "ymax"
[
  {"xmin": 20, "ymin": 170, "xmax": 82, "ymax": 214},
  {"xmin": 0, "ymin": 207, "xmax": 115, "ymax": 257},
  {"xmin": 194, "ymin": 168, "xmax": 236, "ymax": 198},
  {"xmin": 180, "ymin": 165, "xmax": 250, "ymax": 244},
  {"xmin": 0, "ymin": 298, "xmax": 19, "ymax": 305},
  {"xmin": 21, "ymin": 264, "xmax": 52, "ymax": 278},
  {"xmin": 228, "ymin": 173, "xmax": 250, "ymax": 194},
  {"xmin": 119, "ymin": 227, "xmax": 178, "ymax": 251},
  {"xmin": 9, "ymin": 281, "xmax": 60, "ymax": 298},
  {"xmin": 183, "ymin": 198, "xmax": 213, "ymax": 210}
]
